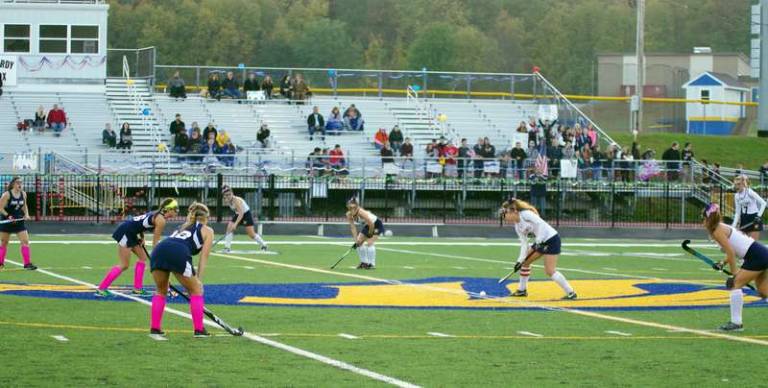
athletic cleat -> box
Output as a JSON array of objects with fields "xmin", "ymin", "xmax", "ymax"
[
  {"xmin": 356, "ymin": 263, "xmax": 366, "ymax": 269},
  {"xmin": 511, "ymin": 289, "xmax": 528, "ymax": 297},
  {"xmin": 718, "ymin": 322, "xmax": 744, "ymax": 332},
  {"xmin": 0, "ymin": 263, "xmax": 4, "ymax": 270},
  {"xmin": 364, "ymin": 264, "xmax": 375, "ymax": 270},
  {"xmin": 222, "ymin": 248, "xmax": 232, "ymax": 253},
  {"xmin": 132, "ymin": 288, "xmax": 151, "ymax": 297},
  {"xmin": 23, "ymin": 263, "xmax": 37, "ymax": 270},
  {"xmin": 150, "ymin": 328, "xmax": 166, "ymax": 336},
  {"xmin": 94, "ymin": 289, "xmax": 112, "ymax": 298},
  {"xmin": 562, "ymin": 292, "xmax": 578, "ymax": 300},
  {"xmin": 260, "ymin": 245, "xmax": 269, "ymax": 251},
  {"xmin": 194, "ymin": 329, "xmax": 212, "ymax": 338}
]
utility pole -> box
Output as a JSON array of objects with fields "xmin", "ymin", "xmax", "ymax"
[
  {"xmin": 759, "ymin": 0, "xmax": 768, "ymax": 132},
  {"xmin": 630, "ymin": 0, "xmax": 645, "ymax": 133}
]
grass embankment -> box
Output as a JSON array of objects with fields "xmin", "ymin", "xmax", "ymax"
[{"xmin": 606, "ymin": 131, "xmax": 768, "ymax": 170}]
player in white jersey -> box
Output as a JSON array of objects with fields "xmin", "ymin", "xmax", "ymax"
[
  {"xmin": 222, "ymin": 185, "xmax": 268, "ymax": 252},
  {"xmin": 703, "ymin": 203, "xmax": 768, "ymax": 331},
  {"xmin": 732, "ymin": 175, "xmax": 766, "ymax": 241},
  {"xmin": 500, "ymin": 198, "xmax": 577, "ymax": 299},
  {"xmin": 346, "ymin": 197, "xmax": 384, "ymax": 269}
]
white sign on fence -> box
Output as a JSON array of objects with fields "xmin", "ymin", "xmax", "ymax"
[
  {"xmin": 483, "ymin": 160, "xmax": 500, "ymax": 174},
  {"xmin": 537, "ymin": 104, "xmax": 558, "ymax": 121},
  {"xmin": 0, "ymin": 56, "xmax": 18, "ymax": 86},
  {"xmin": 560, "ymin": 159, "xmax": 577, "ymax": 178}
]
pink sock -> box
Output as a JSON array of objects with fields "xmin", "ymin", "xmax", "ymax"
[
  {"xmin": 190, "ymin": 294, "xmax": 205, "ymax": 332},
  {"xmin": 0, "ymin": 246, "xmax": 6, "ymax": 265},
  {"xmin": 98, "ymin": 266, "xmax": 123, "ymax": 291},
  {"xmin": 133, "ymin": 261, "xmax": 146, "ymax": 290},
  {"xmin": 20, "ymin": 245, "xmax": 30, "ymax": 265},
  {"xmin": 151, "ymin": 295, "xmax": 166, "ymax": 330}
]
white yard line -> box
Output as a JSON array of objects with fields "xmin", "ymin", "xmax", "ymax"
[
  {"xmin": 517, "ymin": 331, "xmax": 543, "ymax": 338},
  {"xmin": 338, "ymin": 333, "xmax": 359, "ymax": 340},
  {"xmin": 427, "ymin": 332, "xmax": 455, "ymax": 338},
  {"xmin": 208, "ymin": 252, "xmax": 768, "ymax": 347},
  {"xmin": 51, "ymin": 335, "xmax": 69, "ymax": 342},
  {"xmin": 605, "ymin": 331, "xmax": 632, "ymax": 337},
  {"xmin": 4, "ymin": 259, "xmax": 420, "ymax": 388}
]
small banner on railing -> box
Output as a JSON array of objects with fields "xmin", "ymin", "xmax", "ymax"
[
  {"xmin": 483, "ymin": 160, "xmax": 500, "ymax": 174},
  {"xmin": 560, "ymin": 159, "xmax": 578, "ymax": 178},
  {"xmin": 0, "ymin": 55, "xmax": 18, "ymax": 86},
  {"xmin": 13, "ymin": 152, "xmax": 37, "ymax": 171},
  {"xmin": 538, "ymin": 104, "xmax": 558, "ymax": 121}
]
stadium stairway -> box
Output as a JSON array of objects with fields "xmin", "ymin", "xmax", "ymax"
[{"xmin": 106, "ymin": 78, "xmax": 164, "ymax": 155}]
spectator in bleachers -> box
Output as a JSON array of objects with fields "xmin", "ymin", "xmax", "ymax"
[
  {"xmin": 203, "ymin": 122, "xmax": 218, "ymax": 142},
  {"xmin": 188, "ymin": 129, "xmax": 203, "ymax": 162},
  {"xmin": 547, "ymin": 138, "xmax": 562, "ymax": 178},
  {"xmin": 481, "ymin": 137, "xmax": 497, "ymax": 178},
  {"xmin": 374, "ymin": 128, "xmax": 388, "ymax": 150},
  {"xmin": 662, "ymin": 142, "xmax": 681, "ymax": 181},
  {"xmin": 587, "ymin": 123, "xmax": 598, "ymax": 147},
  {"xmin": 102, "ymin": 123, "xmax": 117, "ymax": 148},
  {"xmin": 292, "ymin": 73, "xmax": 309, "ymax": 104},
  {"xmin": 216, "ymin": 130, "xmax": 230, "ymax": 148},
  {"xmin": 257, "ymin": 123, "xmax": 270, "ymax": 148},
  {"xmin": 218, "ymin": 138, "xmax": 236, "ymax": 167},
  {"xmin": 443, "ymin": 140, "xmax": 458, "ymax": 177},
  {"xmin": 188, "ymin": 121, "xmax": 201, "ymax": 137},
  {"xmin": 307, "ymin": 147, "xmax": 323, "ymax": 176},
  {"xmin": 389, "ymin": 125, "xmax": 403, "ymax": 155},
  {"xmin": 592, "ymin": 144, "xmax": 604, "ymax": 181},
  {"xmin": 325, "ymin": 107, "xmax": 344, "ymax": 134},
  {"xmin": 516, "ymin": 121, "xmax": 527, "ymax": 133},
  {"xmin": 472, "ymin": 137, "xmax": 484, "ymax": 178},
  {"xmin": 243, "ymin": 73, "xmax": 261, "ymax": 96},
  {"xmin": 222, "ymin": 71, "xmax": 241, "ymax": 99},
  {"xmin": 168, "ymin": 71, "xmax": 187, "ymax": 100},
  {"xmin": 578, "ymin": 147, "xmax": 592, "ymax": 181},
  {"xmin": 117, "ymin": 122, "xmax": 133, "ymax": 151},
  {"xmin": 425, "ymin": 138, "xmax": 438, "ymax": 157},
  {"xmin": 401, "ymin": 137, "xmax": 414, "ymax": 162},
  {"xmin": 261, "ymin": 75, "xmax": 274, "ymax": 99},
  {"xmin": 539, "ymin": 118, "xmax": 557, "ymax": 146},
  {"xmin": 47, "ymin": 104, "xmax": 67, "ymax": 136},
  {"xmin": 279, "ymin": 74, "xmax": 292, "ymax": 100},
  {"xmin": 381, "ymin": 141, "xmax": 395, "ymax": 166},
  {"xmin": 344, "ymin": 105, "xmax": 364, "ymax": 131},
  {"xmin": 457, "ymin": 138, "xmax": 471, "ymax": 178},
  {"xmin": 510, "ymin": 141, "xmax": 526, "ymax": 179},
  {"xmin": 201, "ymin": 137, "xmax": 220, "ymax": 164},
  {"xmin": 329, "ymin": 144, "xmax": 346, "ymax": 174},
  {"xmin": 575, "ymin": 125, "xmax": 591, "ymax": 151},
  {"xmin": 307, "ymin": 106, "xmax": 325, "ymax": 141},
  {"xmin": 562, "ymin": 140, "xmax": 576, "ymax": 160},
  {"xmin": 33, "ymin": 106, "xmax": 46, "ymax": 132},
  {"xmin": 169, "ymin": 114, "xmax": 185, "ymax": 140},
  {"xmin": 760, "ymin": 159, "xmax": 768, "ymax": 185},
  {"xmin": 173, "ymin": 127, "xmax": 189, "ymax": 154},
  {"xmin": 207, "ymin": 72, "xmax": 222, "ymax": 101}
]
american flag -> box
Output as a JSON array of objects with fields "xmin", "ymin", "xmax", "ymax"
[{"xmin": 535, "ymin": 153, "xmax": 548, "ymax": 177}]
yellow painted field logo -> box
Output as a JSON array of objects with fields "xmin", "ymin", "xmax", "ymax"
[{"xmin": 0, "ymin": 277, "xmax": 764, "ymax": 311}]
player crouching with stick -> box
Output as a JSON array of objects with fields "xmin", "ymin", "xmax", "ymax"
[
  {"xmin": 500, "ymin": 198, "xmax": 577, "ymax": 300},
  {"xmin": 346, "ymin": 198, "xmax": 383, "ymax": 269},
  {"xmin": 149, "ymin": 202, "xmax": 214, "ymax": 338},
  {"xmin": 702, "ymin": 203, "xmax": 768, "ymax": 331}
]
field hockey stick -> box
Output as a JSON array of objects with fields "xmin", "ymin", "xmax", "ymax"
[
  {"xmin": 168, "ymin": 284, "xmax": 244, "ymax": 336},
  {"xmin": 330, "ymin": 243, "xmax": 357, "ymax": 269},
  {"xmin": 498, "ymin": 248, "xmax": 538, "ymax": 284},
  {"xmin": 212, "ymin": 234, "xmax": 227, "ymax": 249},
  {"xmin": 0, "ymin": 218, "xmax": 22, "ymax": 224},
  {"xmin": 680, "ymin": 240, "xmax": 756, "ymax": 291}
]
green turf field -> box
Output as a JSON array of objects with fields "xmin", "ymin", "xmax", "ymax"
[{"xmin": 1, "ymin": 235, "xmax": 766, "ymax": 387}]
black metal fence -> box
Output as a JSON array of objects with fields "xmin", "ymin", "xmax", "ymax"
[{"xmin": 6, "ymin": 173, "xmax": 765, "ymax": 229}]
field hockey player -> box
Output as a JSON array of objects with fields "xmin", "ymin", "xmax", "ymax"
[
  {"xmin": 221, "ymin": 185, "xmax": 268, "ymax": 253},
  {"xmin": 0, "ymin": 177, "xmax": 36, "ymax": 270},
  {"xmin": 346, "ymin": 197, "xmax": 384, "ymax": 269}
]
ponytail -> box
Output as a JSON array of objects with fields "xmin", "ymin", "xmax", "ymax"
[
  {"xmin": 181, "ymin": 202, "xmax": 209, "ymax": 230},
  {"xmin": 702, "ymin": 203, "xmax": 721, "ymax": 235},
  {"xmin": 501, "ymin": 197, "xmax": 539, "ymax": 216},
  {"xmin": 156, "ymin": 198, "xmax": 178, "ymax": 214}
]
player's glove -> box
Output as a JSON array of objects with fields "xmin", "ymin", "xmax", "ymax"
[{"xmin": 513, "ymin": 261, "xmax": 523, "ymax": 273}]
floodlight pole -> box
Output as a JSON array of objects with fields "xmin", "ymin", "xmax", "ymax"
[
  {"xmin": 630, "ymin": 0, "xmax": 645, "ymax": 134},
  {"xmin": 759, "ymin": 0, "xmax": 768, "ymax": 131}
]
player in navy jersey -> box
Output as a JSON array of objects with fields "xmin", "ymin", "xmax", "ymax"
[
  {"xmin": 95, "ymin": 198, "xmax": 179, "ymax": 297},
  {"xmin": 149, "ymin": 202, "xmax": 214, "ymax": 338},
  {"xmin": 0, "ymin": 177, "xmax": 36, "ymax": 270}
]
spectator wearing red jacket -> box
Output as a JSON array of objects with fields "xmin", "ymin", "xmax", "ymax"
[
  {"xmin": 374, "ymin": 128, "xmax": 388, "ymax": 150},
  {"xmin": 442, "ymin": 140, "xmax": 459, "ymax": 177},
  {"xmin": 47, "ymin": 104, "xmax": 67, "ymax": 136},
  {"xmin": 329, "ymin": 144, "xmax": 347, "ymax": 175}
]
